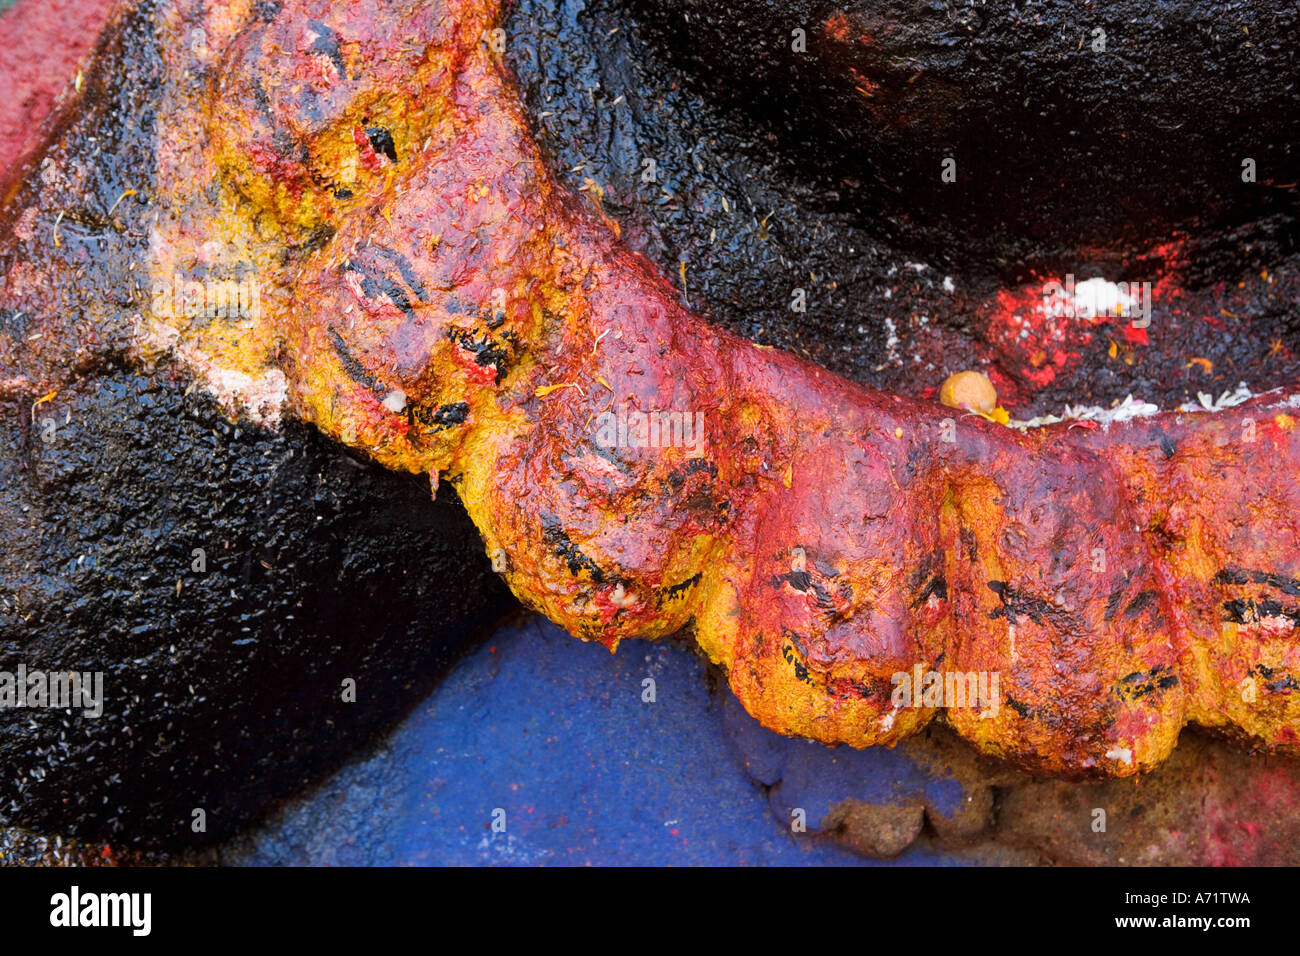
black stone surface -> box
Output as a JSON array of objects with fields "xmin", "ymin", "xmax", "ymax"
[{"xmin": 0, "ymin": 367, "xmax": 513, "ymax": 847}]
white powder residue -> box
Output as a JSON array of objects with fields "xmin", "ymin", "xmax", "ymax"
[
  {"xmin": 201, "ymin": 365, "xmax": 289, "ymax": 427},
  {"xmin": 134, "ymin": 314, "xmax": 289, "ymax": 428},
  {"xmin": 1177, "ymin": 383, "xmax": 1255, "ymax": 413},
  {"xmin": 1012, "ymin": 393, "xmax": 1160, "ymax": 431}
]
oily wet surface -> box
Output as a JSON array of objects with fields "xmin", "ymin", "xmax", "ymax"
[
  {"xmin": 1, "ymin": 0, "xmax": 1298, "ymax": 861},
  {"xmin": 0, "ymin": 0, "xmax": 514, "ymax": 850},
  {"xmin": 626, "ymin": 0, "xmax": 1300, "ymax": 274},
  {"xmin": 506, "ymin": 0, "xmax": 1300, "ymax": 416},
  {"xmin": 0, "ymin": 366, "xmax": 512, "ymax": 848}
]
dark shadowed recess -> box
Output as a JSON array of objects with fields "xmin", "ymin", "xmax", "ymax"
[
  {"xmin": 506, "ymin": 0, "xmax": 1300, "ymax": 415},
  {"xmin": 626, "ymin": 0, "xmax": 1300, "ymax": 278},
  {"xmin": 0, "ymin": 368, "xmax": 513, "ymax": 847}
]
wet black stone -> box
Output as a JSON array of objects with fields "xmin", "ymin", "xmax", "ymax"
[
  {"xmin": 505, "ymin": 0, "xmax": 1300, "ymax": 416},
  {"xmin": 623, "ymin": 0, "xmax": 1300, "ymax": 277},
  {"xmin": 0, "ymin": 369, "xmax": 513, "ymax": 847}
]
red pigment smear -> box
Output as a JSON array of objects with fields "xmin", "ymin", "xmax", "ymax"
[
  {"xmin": 453, "ymin": 345, "xmax": 500, "ymax": 385},
  {"xmin": 247, "ymin": 141, "xmax": 307, "ymax": 199},
  {"xmin": 353, "ymin": 126, "xmax": 385, "ymax": 174},
  {"xmin": 982, "ymin": 274, "xmax": 1167, "ymax": 392},
  {"xmin": 0, "ymin": 0, "xmax": 118, "ymax": 184},
  {"xmin": 1122, "ymin": 324, "xmax": 1148, "ymax": 346},
  {"xmin": 823, "ymin": 12, "xmax": 854, "ymax": 43}
]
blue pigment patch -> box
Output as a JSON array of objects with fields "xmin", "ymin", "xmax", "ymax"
[{"xmin": 230, "ymin": 617, "xmax": 978, "ymax": 865}]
